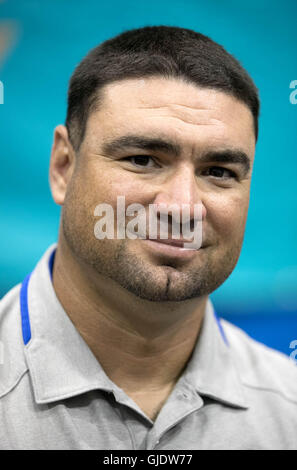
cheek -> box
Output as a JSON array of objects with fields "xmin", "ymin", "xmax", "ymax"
[
  {"xmin": 99, "ymin": 174, "xmax": 149, "ymax": 207},
  {"xmin": 206, "ymin": 191, "xmax": 250, "ymax": 241},
  {"xmin": 84, "ymin": 159, "xmax": 148, "ymax": 207}
]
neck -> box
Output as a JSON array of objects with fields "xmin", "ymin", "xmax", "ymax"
[{"xmin": 52, "ymin": 237, "xmax": 208, "ymax": 393}]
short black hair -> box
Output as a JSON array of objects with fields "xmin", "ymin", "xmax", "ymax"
[{"xmin": 65, "ymin": 25, "xmax": 260, "ymax": 151}]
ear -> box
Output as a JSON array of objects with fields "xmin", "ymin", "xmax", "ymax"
[{"xmin": 49, "ymin": 125, "xmax": 76, "ymax": 206}]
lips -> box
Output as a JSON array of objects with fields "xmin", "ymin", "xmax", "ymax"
[
  {"xmin": 146, "ymin": 237, "xmax": 190, "ymax": 248},
  {"xmin": 142, "ymin": 238, "xmax": 200, "ymax": 260}
]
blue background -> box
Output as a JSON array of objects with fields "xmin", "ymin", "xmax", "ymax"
[{"xmin": 0, "ymin": 0, "xmax": 296, "ymax": 357}]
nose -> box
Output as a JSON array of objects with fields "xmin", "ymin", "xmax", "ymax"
[{"xmin": 153, "ymin": 163, "xmax": 207, "ymax": 223}]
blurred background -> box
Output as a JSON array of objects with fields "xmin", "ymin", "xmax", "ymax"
[{"xmin": 0, "ymin": 0, "xmax": 296, "ymax": 356}]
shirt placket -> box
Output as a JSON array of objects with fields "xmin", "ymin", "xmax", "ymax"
[
  {"xmin": 145, "ymin": 385, "xmax": 204, "ymax": 450},
  {"xmin": 112, "ymin": 387, "xmax": 154, "ymax": 449}
]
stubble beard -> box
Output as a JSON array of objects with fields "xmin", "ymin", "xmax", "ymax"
[
  {"xmin": 62, "ymin": 211, "xmax": 242, "ymax": 302},
  {"xmin": 101, "ymin": 240, "xmax": 241, "ymax": 302}
]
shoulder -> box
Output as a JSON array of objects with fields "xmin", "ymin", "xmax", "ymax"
[
  {"xmin": 0, "ymin": 283, "xmax": 28, "ymax": 398},
  {"xmin": 221, "ymin": 318, "xmax": 297, "ymax": 405}
]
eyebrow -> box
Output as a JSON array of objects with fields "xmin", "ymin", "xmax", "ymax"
[
  {"xmin": 102, "ymin": 135, "xmax": 251, "ymax": 174},
  {"xmin": 199, "ymin": 149, "xmax": 250, "ymax": 174},
  {"xmin": 102, "ymin": 135, "xmax": 181, "ymax": 157}
]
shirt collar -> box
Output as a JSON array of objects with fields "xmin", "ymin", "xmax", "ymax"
[
  {"xmin": 25, "ymin": 244, "xmax": 116, "ymax": 404},
  {"xmin": 182, "ymin": 300, "xmax": 248, "ymax": 409},
  {"xmin": 24, "ymin": 244, "xmax": 248, "ymax": 409}
]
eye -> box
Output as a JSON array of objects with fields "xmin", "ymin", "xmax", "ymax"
[
  {"xmin": 125, "ymin": 155, "xmax": 159, "ymax": 168},
  {"xmin": 203, "ymin": 166, "xmax": 237, "ymax": 179}
]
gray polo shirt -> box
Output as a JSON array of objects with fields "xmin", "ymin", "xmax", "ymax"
[{"xmin": 0, "ymin": 244, "xmax": 296, "ymax": 450}]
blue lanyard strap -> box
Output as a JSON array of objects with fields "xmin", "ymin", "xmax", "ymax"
[
  {"xmin": 20, "ymin": 272, "xmax": 33, "ymax": 345},
  {"xmin": 48, "ymin": 249, "xmax": 55, "ymax": 282},
  {"xmin": 19, "ymin": 249, "xmax": 56, "ymax": 345},
  {"xmin": 213, "ymin": 310, "xmax": 229, "ymax": 346}
]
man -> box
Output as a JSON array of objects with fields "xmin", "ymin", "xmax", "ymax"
[{"xmin": 0, "ymin": 26, "xmax": 296, "ymax": 450}]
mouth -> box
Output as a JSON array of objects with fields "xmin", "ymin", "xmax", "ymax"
[
  {"xmin": 149, "ymin": 238, "xmax": 191, "ymax": 248},
  {"xmin": 142, "ymin": 237, "xmax": 202, "ymax": 260}
]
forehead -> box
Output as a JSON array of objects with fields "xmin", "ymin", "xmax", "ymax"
[{"xmin": 86, "ymin": 77, "xmax": 256, "ymax": 157}]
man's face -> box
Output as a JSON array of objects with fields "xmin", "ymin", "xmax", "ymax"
[{"xmin": 61, "ymin": 77, "xmax": 256, "ymax": 302}]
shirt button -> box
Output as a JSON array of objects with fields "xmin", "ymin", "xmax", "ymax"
[{"xmin": 178, "ymin": 392, "xmax": 189, "ymax": 399}]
